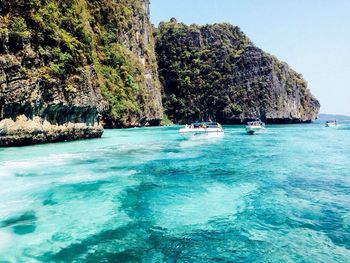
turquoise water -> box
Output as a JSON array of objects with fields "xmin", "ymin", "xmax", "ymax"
[{"xmin": 1, "ymin": 123, "xmax": 350, "ymax": 262}]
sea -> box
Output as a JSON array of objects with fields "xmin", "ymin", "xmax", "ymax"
[{"xmin": 0, "ymin": 120, "xmax": 350, "ymax": 262}]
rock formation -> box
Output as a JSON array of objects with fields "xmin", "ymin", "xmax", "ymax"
[
  {"xmin": 0, "ymin": 0, "xmax": 162, "ymax": 129},
  {"xmin": 0, "ymin": 115, "xmax": 103, "ymax": 147},
  {"xmin": 155, "ymin": 20, "xmax": 320, "ymax": 124},
  {"xmin": 0, "ymin": 3, "xmax": 321, "ymax": 146}
]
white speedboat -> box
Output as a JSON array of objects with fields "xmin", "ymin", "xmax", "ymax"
[
  {"xmin": 325, "ymin": 120, "xmax": 337, "ymax": 127},
  {"xmin": 179, "ymin": 122, "xmax": 224, "ymax": 137},
  {"xmin": 245, "ymin": 120, "xmax": 265, "ymax": 135}
]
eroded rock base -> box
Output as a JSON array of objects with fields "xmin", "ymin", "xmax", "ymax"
[{"xmin": 0, "ymin": 115, "xmax": 103, "ymax": 147}]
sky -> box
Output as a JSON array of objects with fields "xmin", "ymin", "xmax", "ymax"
[{"xmin": 150, "ymin": 0, "xmax": 350, "ymax": 115}]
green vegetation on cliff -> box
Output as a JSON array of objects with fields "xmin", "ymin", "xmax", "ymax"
[
  {"xmin": 155, "ymin": 19, "xmax": 320, "ymax": 124},
  {"xmin": 1, "ymin": 3, "xmax": 319, "ymax": 129},
  {"xmin": 0, "ymin": 0, "xmax": 162, "ymax": 126}
]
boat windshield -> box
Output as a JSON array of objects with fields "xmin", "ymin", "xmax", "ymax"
[
  {"xmin": 190, "ymin": 122, "xmax": 220, "ymax": 128},
  {"xmin": 247, "ymin": 121, "xmax": 264, "ymax": 126}
]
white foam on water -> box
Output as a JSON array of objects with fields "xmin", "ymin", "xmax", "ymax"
[
  {"xmin": 0, "ymin": 229, "xmax": 12, "ymax": 251},
  {"xmin": 0, "ymin": 152, "xmax": 85, "ymax": 178},
  {"xmin": 0, "ymin": 198, "xmax": 35, "ymax": 219},
  {"xmin": 179, "ymin": 136, "xmax": 224, "ymax": 149}
]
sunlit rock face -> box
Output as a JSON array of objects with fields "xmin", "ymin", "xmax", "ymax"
[{"xmin": 155, "ymin": 20, "xmax": 320, "ymax": 124}]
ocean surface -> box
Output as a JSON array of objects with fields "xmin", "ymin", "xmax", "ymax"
[{"xmin": 1, "ymin": 122, "xmax": 350, "ymax": 262}]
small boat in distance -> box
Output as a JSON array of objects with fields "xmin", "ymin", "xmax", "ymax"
[
  {"xmin": 179, "ymin": 122, "xmax": 224, "ymax": 137},
  {"xmin": 246, "ymin": 120, "xmax": 265, "ymax": 135},
  {"xmin": 325, "ymin": 120, "xmax": 337, "ymax": 127}
]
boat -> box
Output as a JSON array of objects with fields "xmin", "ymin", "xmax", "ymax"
[
  {"xmin": 245, "ymin": 120, "xmax": 265, "ymax": 135},
  {"xmin": 325, "ymin": 120, "xmax": 337, "ymax": 127},
  {"xmin": 179, "ymin": 122, "xmax": 224, "ymax": 137}
]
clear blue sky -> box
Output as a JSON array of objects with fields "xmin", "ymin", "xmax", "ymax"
[{"xmin": 150, "ymin": 0, "xmax": 350, "ymax": 115}]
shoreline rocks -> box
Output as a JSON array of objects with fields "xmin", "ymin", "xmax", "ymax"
[{"xmin": 0, "ymin": 115, "xmax": 103, "ymax": 147}]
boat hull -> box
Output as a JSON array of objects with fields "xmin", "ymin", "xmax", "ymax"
[
  {"xmin": 245, "ymin": 126, "xmax": 264, "ymax": 135},
  {"xmin": 179, "ymin": 127, "xmax": 224, "ymax": 138}
]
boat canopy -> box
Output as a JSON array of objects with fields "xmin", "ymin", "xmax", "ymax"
[
  {"xmin": 191, "ymin": 122, "xmax": 218, "ymax": 126},
  {"xmin": 247, "ymin": 121, "xmax": 265, "ymax": 126}
]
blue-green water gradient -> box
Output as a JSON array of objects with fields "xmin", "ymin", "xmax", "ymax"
[{"xmin": 0, "ymin": 124, "xmax": 350, "ymax": 262}]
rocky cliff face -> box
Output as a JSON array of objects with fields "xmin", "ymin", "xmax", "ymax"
[
  {"xmin": 155, "ymin": 20, "xmax": 320, "ymax": 124},
  {"xmin": 0, "ymin": 0, "xmax": 162, "ymax": 130},
  {"xmin": 0, "ymin": 4, "xmax": 321, "ymax": 146}
]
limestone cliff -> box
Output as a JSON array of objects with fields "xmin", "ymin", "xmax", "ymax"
[
  {"xmin": 155, "ymin": 20, "xmax": 320, "ymax": 124},
  {"xmin": 0, "ymin": 3, "xmax": 321, "ymax": 146},
  {"xmin": 0, "ymin": 0, "xmax": 162, "ymax": 131}
]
